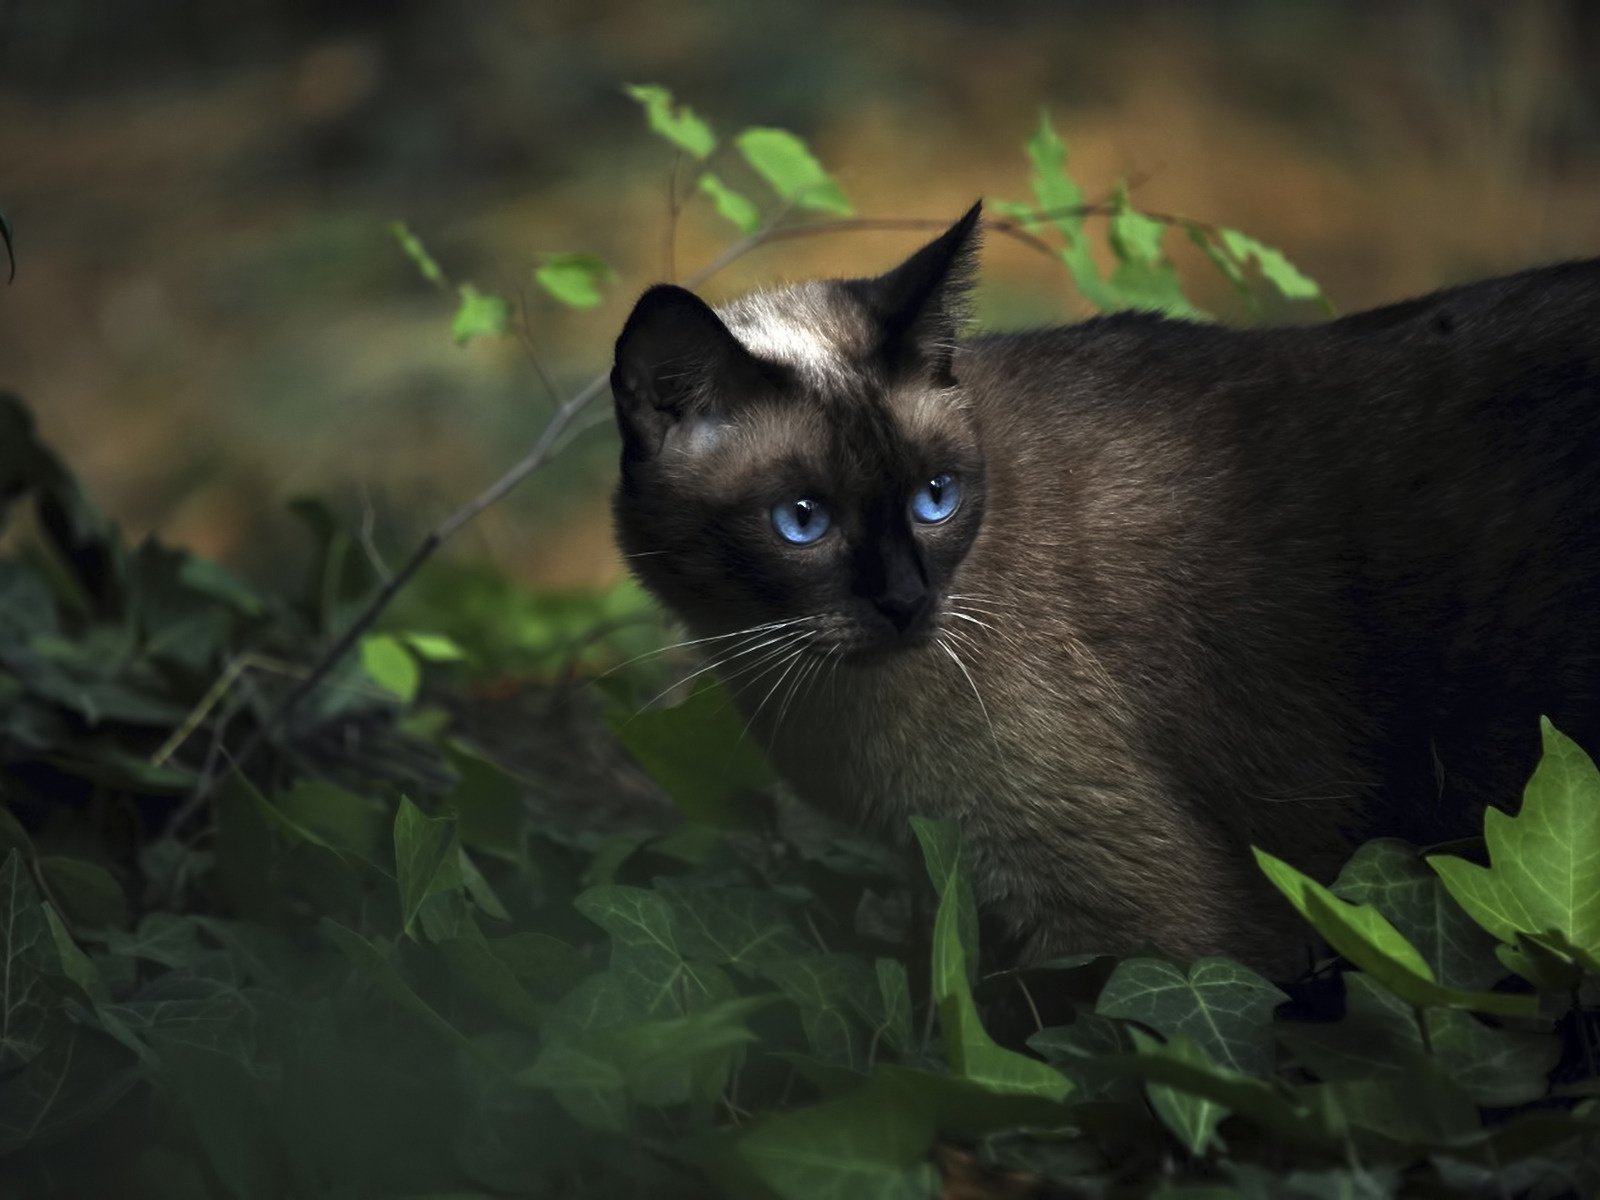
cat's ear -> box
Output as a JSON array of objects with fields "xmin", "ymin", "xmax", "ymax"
[
  {"xmin": 611, "ymin": 284, "xmax": 764, "ymax": 458},
  {"xmin": 860, "ymin": 200, "xmax": 982, "ymax": 378}
]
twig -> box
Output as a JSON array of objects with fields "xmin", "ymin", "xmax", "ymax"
[{"xmin": 664, "ymin": 152, "xmax": 683, "ymax": 283}]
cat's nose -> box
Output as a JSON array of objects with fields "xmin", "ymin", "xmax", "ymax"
[{"xmin": 873, "ymin": 586, "xmax": 934, "ymax": 636}]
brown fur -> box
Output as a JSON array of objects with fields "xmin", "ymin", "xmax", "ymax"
[{"xmin": 610, "ymin": 205, "xmax": 1600, "ymax": 971}]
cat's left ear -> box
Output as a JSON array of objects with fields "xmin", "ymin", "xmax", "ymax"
[{"xmin": 856, "ymin": 200, "xmax": 982, "ymax": 379}]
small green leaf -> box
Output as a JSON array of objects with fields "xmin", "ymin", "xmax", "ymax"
[
  {"xmin": 398, "ymin": 631, "xmax": 468, "ymax": 662},
  {"xmin": 534, "ymin": 253, "xmax": 613, "ymax": 309},
  {"xmin": 1096, "ymin": 957, "xmax": 1285, "ymax": 1077},
  {"xmin": 394, "ymin": 797, "xmax": 463, "ymax": 938},
  {"xmin": 623, "ymin": 84, "xmax": 716, "ymax": 160},
  {"xmin": 1219, "ymin": 228, "xmax": 1324, "ymax": 303},
  {"xmin": 735, "ymin": 127, "xmax": 852, "ymax": 215},
  {"xmin": 361, "ymin": 633, "xmax": 420, "ymax": 703},
  {"xmin": 698, "ymin": 173, "xmax": 762, "ymax": 233},
  {"xmin": 756, "ymin": 953, "xmax": 875, "ymax": 1067},
  {"xmin": 389, "ymin": 220, "xmax": 447, "ymax": 288},
  {"xmin": 1429, "ymin": 719, "xmax": 1600, "ymax": 972},
  {"xmin": 451, "ymin": 283, "xmax": 511, "ymax": 345}
]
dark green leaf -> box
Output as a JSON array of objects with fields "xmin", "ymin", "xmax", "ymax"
[
  {"xmin": 319, "ymin": 918, "xmax": 474, "ymax": 1052},
  {"xmin": 1097, "ymin": 956, "xmax": 1285, "ymax": 1076},
  {"xmin": 734, "ymin": 1070, "xmax": 939, "ymax": 1200},
  {"xmin": 394, "ymin": 796, "xmax": 463, "ymax": 938},
  {"xmin": 1333, "ymin": 839, "xmax": 1504, "ymax": 991},
  {"xmin": 608, "ymin": 679, "xmax": 776, "ymax": 825},
  {"xmin": 1129, "ymin": 1028, "xmax": 1226, "ymax": 1155},
  {"xmin": 0, "ymin": 849, "xmax": 56, "ymax": 1071},
  {"xmin": 1278, "ymin": 972, "xmax": 1559, "ymax": 1107}
]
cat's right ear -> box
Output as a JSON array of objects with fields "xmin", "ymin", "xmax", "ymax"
[{"xmin": 612, "ymin": 284, "xmax": 762, "ymax": 459}]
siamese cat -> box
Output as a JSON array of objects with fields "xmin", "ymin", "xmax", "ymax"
[{"xmin": 609, "ymin": 202, "xmax": 1600, "ymax": 971}]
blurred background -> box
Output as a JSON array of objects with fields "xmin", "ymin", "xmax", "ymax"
[{"xmin": 1, "ymin": 0, "xmax": 1597, "ymax": 593}]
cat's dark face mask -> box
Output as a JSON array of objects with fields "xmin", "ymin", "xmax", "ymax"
[{"xmin": 610, "ymin": 204, "xmax": 988, "ymax": 662}]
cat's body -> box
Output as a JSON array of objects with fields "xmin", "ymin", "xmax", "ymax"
[{"xmin": 610, "ymin": 206, "xmax": 1600, "ymax": 970}]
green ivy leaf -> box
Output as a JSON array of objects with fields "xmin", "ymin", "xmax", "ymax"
[
  {"xmin": 39, "ymin": 856, "xmax": 129, "ymax": 930},
  {"xmin": 736, "ymin": 128, "xmax": 852, "ymax": 215},
  {"xmin": 393, "ymin": 797, "xmax": 463, "ymax": 938},
  {"xmin": 734, "ymin": 1070, "xmax": 939, "ymax": 1200},
  {"xmin": 534, "ymin": 253, "xmax": 613, "ymax": 309},
  {"xmin": 1429, "ymin": 719, "xmax": 1600, "ymax": 973},
  {"xmin": 0, "ymin": 849, "xmax": 56, "ymax": 1072},
  {"xmin": 653, "ymin": 878, "xmax": 810, "ymax": 968},
  {"xmin": 698, "ymin": 173, "xmax": 762, "ymax": 233},
  {"xmin": 1129, "ymin": 1028, "xmax": 1228, "ymax": 1155},
  {"xmin": 909, "ymin": 816, "xmax": 977, "ymax": 985},
  {"xmin": 1254, "ymin": 847, "xmax": 1535, "ymax": 1018},
  {"xmin": 1279, "ymin": 973, "xmax": 1559, "ymax": 1108},
  {"xmin": 914, "ymin": 820, "xmax": 1071, "ymax": 1101},
  {"xmin": 451, "ymin": 283, "xmax": 510, "ymax": 345},
  {"xmin": 756, "ymin": 953, "xmax": 875, "ymax": 1068},
  {"xmin": 623, "ymin": 84, "xmax": 716, "ymax": 160},
  {"xmin": 1332, "ymin": 839, "xmax": 1504, "ymax": 991},
  {"xmin": 607, "ymin": 680, "xmax": 776, "ymax": 826},
  {"xmin": 319, "ymin": 917, "xmax": 474, "ymax": 1052},
  {"xmin": 1096, "ymin": 957, "xmax": 1286, "ymax": 1077}
]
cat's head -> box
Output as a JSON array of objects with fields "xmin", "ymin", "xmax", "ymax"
[{"xmin": 611, "ymin": 203, "xmax": 986, "ymax": 661}]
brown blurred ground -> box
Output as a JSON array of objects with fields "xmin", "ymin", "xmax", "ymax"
[{"xmin": 1, "ymin": 0, "xmax": 1597, "ymax": 588}]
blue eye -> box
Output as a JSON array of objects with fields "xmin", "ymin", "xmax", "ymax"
[
  {"xmin": 910, "ymin": 472, "xmax": 961, "ymax": 523},
  {"xmin": 772, "ymin": 497, "xmax": 831, "ymax": 544}
]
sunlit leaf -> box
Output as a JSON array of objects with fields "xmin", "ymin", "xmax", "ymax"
[
  {"xmin": 451, "ymin": 283, "xmax": 510, "ymax": 345},
  {"xmin": 360, "ymin": 633, "xmax": 420, "ymax": 702},
  {"xmin": 1429, "ymin": 719, "xmax": 1600, "ymax": 973},
  {"xmin": 534, "ymin": 253, "xmax": 613, "ymax": 309},
  {"xmin": 698, "ymin": 173, "xmax": 762, "ymax": 233},
  {"xmin": 1219, "ymin": 228, "xmax": 1324, "ymax": 304},
  {"xmin": 736, "ymin": 127, "xmax": 852, "ymax": 215},
  {"xmin": 623, "ymin": 84, "xmax": 716, "ymax": 160},
  {"xmin": 388, "ymin": 220, "xmax": 447, "ymax": 287}
]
